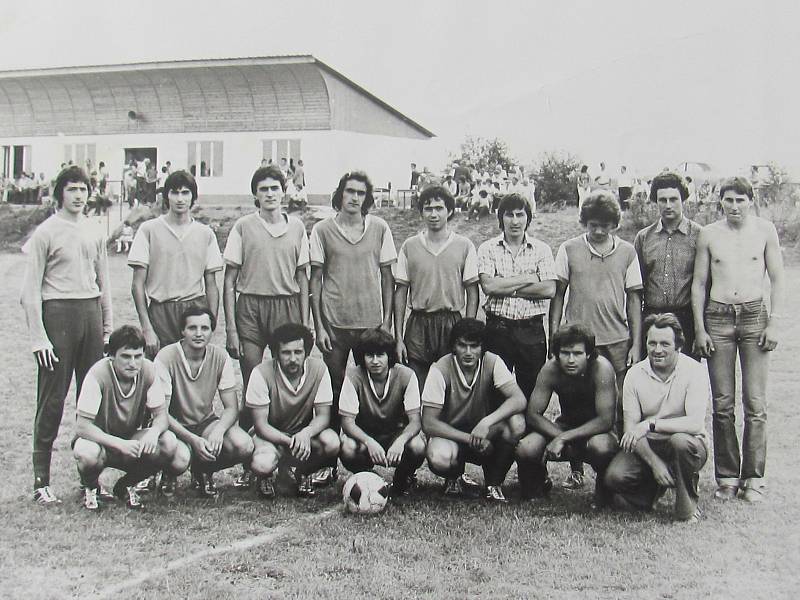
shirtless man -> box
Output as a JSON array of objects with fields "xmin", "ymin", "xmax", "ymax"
[{"xmin": 692, "ymin": 176, "xmax": 784, "ymax": 503}]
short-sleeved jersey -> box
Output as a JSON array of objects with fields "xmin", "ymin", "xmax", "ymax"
[
  {"xmin": 223, "ymin": 212, "xmax": 309, "ymax": 296},
  {"xmin": 245, "ymin": 357, "xmax": 333, "ymax": 435},
  {"xmin": 395, "ymin": 232, "xmax": 478, "ymax": 312},
  {"xmin": 338, "ymin": 364, "xmax": 420, "ymax": 437},
  {"xmin": 77, "ymin": 358, "xmax": 163, "ymax": 439},
  {"xmin": 127, "ymin": 216, "xmax": 223, "ymax": 302},
  {"xmin": 554, "ymin": 234, "xmax": 643, "ymax": 346},
  {"xmin": 309, "ymin": 215, "xmax": 396, "ymax": 328},
  {"xmin": 421, "ymin": 352, "xmax": 515, "ymax": 432},
  {"xmin": 155, "ymin": 342, "xmax": 237, "ymax": 427}
]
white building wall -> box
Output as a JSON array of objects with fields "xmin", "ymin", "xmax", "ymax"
[{"xmin": 1, "ymin": 129, "xmax": 434, "ymax": 198}]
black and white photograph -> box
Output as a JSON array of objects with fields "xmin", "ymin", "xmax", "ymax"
[{"xmin": 0, "ymin": 1, "xmax": 797, "ymax": 597}]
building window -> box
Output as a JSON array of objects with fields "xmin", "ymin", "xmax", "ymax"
[
  {"xmin": 188, "ymin": 141, "xmax": 223, "ymax": 177},
  {"xmin": 3, "ymin": 144, "xmax": 33, "ymax": 178},
  {"xmin": 63, "ymin": 143, "xmax": 96, "ymax": 170},
  {"xmin": 262, "ymin": 139, "xmax": 301, "ymax": 164}
]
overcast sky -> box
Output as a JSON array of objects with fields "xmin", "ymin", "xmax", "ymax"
[{"xmin": 2, "ymin": 0, "xmax": 799, "ymax": 176}]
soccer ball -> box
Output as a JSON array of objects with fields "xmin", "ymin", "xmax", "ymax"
[{"xmin": 342, "ymin": 471, "xmax": 390, "ymax": 515}]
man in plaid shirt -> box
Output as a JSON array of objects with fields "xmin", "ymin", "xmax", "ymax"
[{"xmin": 477, "ymin": 194, "xmax": 556, "ymax": 399}]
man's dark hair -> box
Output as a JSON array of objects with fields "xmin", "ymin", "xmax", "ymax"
[
  {"xmin": 269, "ymin": 323, "xmax": 315, "ymax": 357},
  {"xmin": 417, "ymin": 185, "xmax": 455, "ymax": 219},
  {"xmin": 643, "ymin": 312, "xmax": 685, "ymax": 350},
  {"xmin": 53, "ymin": 166, "xmax": 91, "ymax": 208},
  {"xmin": 251, "ymin": 165, "xmax": 287, "ymax": 199},
  {"xmin": 497, "ymin": 193, "xmax": 532, "ymax": 230},
  {"xmin": 649, "ymin": 172, "xmax": 689, "ymax": 203},
  {"xmin": 579, "ymin": 190, "xmax": 621, "ymax": 226},
  {"xmin": 331, "ymin": 171, "xmax": 374, "ymax": 215},
  {"xmin": 107, "ymin": 325, "xmax": 146, "ymax": 356},
  {"xmin": 718, "ymin": 176, "xmax": 754, "ymax": 201},
  {"xmin": 551, "ymin": 324, "xmax": 597, "ymax": 360},
  {"xmin": 449, "ymin": 318, "xmax": 486, "ymax": 349},
  {"xmin": 353, "ymin": 328, "xmax": 397, "ymax": 369},
  {"xmin": 179, "ymin": 306, "xmax": 217, "ymax": 332},
  {"xmin": 163, "ymin": 170, "xmax": 198, "ymax": 208}
]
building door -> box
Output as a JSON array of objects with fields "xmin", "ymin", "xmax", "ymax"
[{"xmin": 124, "ymin": 147, "xmax": 157, "ymax": 168}]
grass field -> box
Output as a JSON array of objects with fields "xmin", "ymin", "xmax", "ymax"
[{"xmin": 1, "ymin": 207, "xmax": 798, "ymax": 599}]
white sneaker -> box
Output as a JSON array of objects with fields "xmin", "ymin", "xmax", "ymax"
[
  {"xmin": 33, "ymin": 485, "xmax": 61, "ymax": 505},
  {"xmin": 83, "ymin": 487, "xmax": 99, "ymax": 511},
  {"xmin": 561, "ymin": 471, "xmax": 585, "ymax": 490}
]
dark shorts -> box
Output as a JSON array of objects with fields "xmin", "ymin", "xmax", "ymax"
[
  {"xmin": 596, "ymin": 339, "xmax": 630, "ymax": 376},
  {"xmin": 404, "ymin": 310, "xmax": 461, "ymax": 366},
  {"xmin": 235, "ymin": 293, "xmax": 302, "ymax": 347},
  {"xmin": 456, "ymin": 443, "xmax": 491, "ymax": 467},
  {"xmin": 148, "ymin": 297, "xmax": 208, "ymax": 347},
  {"xmin": 183, "ymin": 415, "xmax": 220, "ymax": 437}
]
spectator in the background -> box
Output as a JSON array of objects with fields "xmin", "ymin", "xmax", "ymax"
[
  {"xmin": 279, "ymin": 158, "xmax": 289, "ymax": 179},
  {"xmin": 116, "ymin": 221, "xmax": 135, "ymax": 254},
  {"xmin": 410, "ymin": 163, "xmax": 420, "ymax": 189},
  {"xmin": 577, "ymin": 165, "xmax": 591, "ymax": 210},
  {"xmin": 618, "ymin": 166, "xmax": 633, "ymax": 210},
  {"xmin": 293, "ymin": 159, "xmax": 305, "ymax": 189},
  {"xmin": 685, "ymin": 176, "xmax": 697, "ymax": 205},
  {"xmin": 444, "ymin": 174, "xmax": 458, "ymax": 197},
  {"xmin": 594, "ymin": 162, "xmax": 610, "ymax": 189}
]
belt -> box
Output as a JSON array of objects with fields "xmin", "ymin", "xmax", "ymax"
[{"xmin": 486, "ymin": 314, "xmax": 544, "ymax": 328}]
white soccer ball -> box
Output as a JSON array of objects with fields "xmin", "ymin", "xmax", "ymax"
[{"xmin": 342, "ymin": 471, "xmax": 390, "ymax": 515}]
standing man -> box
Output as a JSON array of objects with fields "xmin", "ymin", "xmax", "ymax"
[
  {"xmin": 410, "ymin": 163, "xmax": 420, "ymax": 190},
  {"xmin": 617, "ymin": 165, "xmax": 633, "ymax": 210},
  {"xmin": 605, "ymin": 314, "xmax": 710, "ymax": 523},
  {"xmin": 72, "ymin": 325, "xmax": 188, "ymax": 511},
  {"xmin": 516, "ymin": 325, "xmax": 618, "ymax": 504},
  {"xmin": 692, "ymin": 177, "xmax": 784, "ymax": 503},
  {"xmin": 20, "ymin": 165, "xmax": 113, "ymax": 505},
  {"xmin": 339, "ymin": 328, "xmax": 426, "ymax": 497},
  {"xmin": 247, "ymin": 323, "xmax": 340, "ymax": 498},
  {"xmin": 292, "ymin": 159, "xmax": 305, "ymax": 189},
  {"xmin": 155, "ymin": 307, "xmax": 254, "ymax": 497},
  {"xmin": 478, "ymin": 193, "xmax": 556, "ymax": 400},
  {"xmin": 223, "ymin": 165, "xmax": 310, "ymax": 488},
  {"xmin": 129, "ymin": 170, "xmax": 223, "ymax": 359},
  {"xmin": 422, "ymin": 318, "xmax": 527, "ymax": 503},
  {"xmin": 309, "ymin": 171, "xmax": 396, "ymax": 485},
  {"xmin": 634, "ymin": 172, "xmax": 702, "ymax": 359},
  {"xmin": 394, "ymin": 185, "xmax": 479, "ymax": 386}
]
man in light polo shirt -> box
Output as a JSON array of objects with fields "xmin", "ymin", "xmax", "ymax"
[
  {"xmin": 339, "ymin": 328, "xmax": 425, "ymax": 497},
  {"xmin": 394, "ymin": 185, "xmax": 479, "ymax": 387},
  {"xmin": 478, "ymin": 193, "xmax": 556, "ymax": 401},
  {"xmin": 129, "ymin": 170, "xmax": 223, "ymax": 359},
  {"xmin": 309, "ymin": 170, "xmax": 396, "ymax": 485},
  {"xmin": 605, "ymin": 313, "xmax": 710, "ymax": 522},
  {"xmin": 247, "ymin": 323, "xmax": 340, "ymax": 498},
  {"xmin": 223, "ymin": 165, "xmax": 310, "ymax": 489},
  {"xmin": 550, "ymin": 190, "xmax": 642, "ymax": 394},
  {"xmin": 422, "ymin": 318, "xmax": 527, "ymax": 503},
  {"xmin": 72, "ymin": 325, "xmax": 189, "ymax": 511},
  {"xmin": 156, "ymin": 307, "xmax": 254, "ymax": 498},
  {"xmin": 20, "ymin": 165, "xmax": 113, "ymax": 505}
]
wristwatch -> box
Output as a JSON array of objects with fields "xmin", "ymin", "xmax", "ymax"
[{"xmin": 648, "ymin": 419, "xmax": 657, "ymax": 433}]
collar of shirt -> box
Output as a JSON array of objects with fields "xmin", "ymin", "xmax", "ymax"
[
  {"xmin": 333, "ymin": 214, "xmax": 371, "ymax": 244},
  {"xmin": 654, "ymin": 217, "xmax": 689, "ymax": 235},
  {"xmin": 177, "ymin": 342, "xmax": 208, "ymax": 382},
  {"xmin": 496, "ymin": 233, "xmax": 534, "ymax": 253},
  {"xmin": 582, "ymin": 233, "xmax": 619, "ymax": 258},
  {"xmin": 256, "ymin": 211, "xmax": 289, "ymax": 238},
  {"xmin": 108, "ymin": 358, "xmax": 138, "ymax": 399},
  {"xmin": 366, "ymin": 368, "xmax": 393, "ymax": 401},
  {"xmin": 277, "ymin": 359, "xmax": 309, "ymax": 393},
  {"xmin": 420, "ymin": 230, "xmax": 455, "ymax": 256},
  {"xmin": 452, "ymin": 355, "xmax": 481, "ymax": 390},
  {"xmin": 640, "ymin": 355, "xmax": 679, "ymax": 385},
  {"xmin": 159, "ymin": 215, "xmax": 197, "ymax": 241}
]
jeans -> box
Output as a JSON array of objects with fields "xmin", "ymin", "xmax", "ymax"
[{"xmin": 704, "ymin": 300, "xmax": 769, "ymax": 488}]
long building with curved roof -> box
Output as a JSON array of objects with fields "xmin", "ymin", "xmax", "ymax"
[{"xmin": 0, "ymin": 55, "xmax": 434, "ymax": 200}]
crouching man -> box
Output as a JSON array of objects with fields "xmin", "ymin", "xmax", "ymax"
[
  {"xmin": 73, "ymin": 326, "xmax": 189, "ymax": 510},
  {"xmin": 515, "ymin": 324, "xmax": 618, "ymax": 505},
  {"xmin": 605, "ymin": 313, "xmax": 710, "ymax": 522},
  {"xmin": 246, "ymin": 323, "xmax": 340, "ymax": 498},
  {"xmin": 339, "ymin": 328, "xmax": 426, "ymax": 497},
  {"xmin": 422, "ymin": 318, "xmax": 526, "ymax": 503},
  {"xmin": 155, "ymin": 307, "xmax": 254, "ymax": 498}
]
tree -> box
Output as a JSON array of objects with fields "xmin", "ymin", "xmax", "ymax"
[
  {"xmin": 449, "ymin": 136, "xmax": 517, "ymax": 175},
  {"xmin": 530, "ymin": 151, "xmax": 582, "ymax": 208}
]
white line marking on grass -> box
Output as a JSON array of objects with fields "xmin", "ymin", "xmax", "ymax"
[{"xmin": 90, "ymin": 507, "xmax": 338, "ymax": 599}]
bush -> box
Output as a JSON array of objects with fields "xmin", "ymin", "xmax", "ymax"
[{"xmin": 531, "ymin": 151, "xmax": 581, "ymax": 208}]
